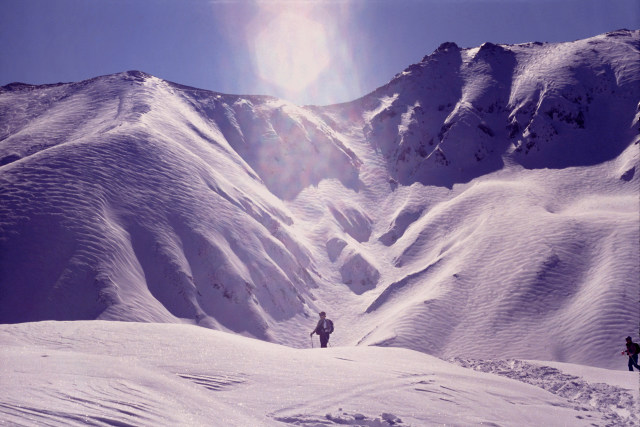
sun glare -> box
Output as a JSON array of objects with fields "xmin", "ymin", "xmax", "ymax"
[{"xmin": 251, "ymin": 6, "xmax": 332, "ymax": 98}]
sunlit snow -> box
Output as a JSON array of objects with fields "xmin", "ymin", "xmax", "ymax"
[{"xmin": 0, "ymin": 30, "xmax": 639, "ymax": 425}]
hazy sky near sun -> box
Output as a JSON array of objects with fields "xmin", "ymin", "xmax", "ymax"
[{"xmin": 1, "ymin": 0, "xmax": 638, "ymax": 105}]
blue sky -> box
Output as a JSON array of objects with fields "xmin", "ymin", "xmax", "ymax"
[{"xmin": 1, "ymin": 0, "xmax": 638, "ymax": 105}]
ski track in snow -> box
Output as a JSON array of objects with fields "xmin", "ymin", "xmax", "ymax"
[{"xmin": 451, "ymin": 358, "xmax": 640, "ymax": 427}]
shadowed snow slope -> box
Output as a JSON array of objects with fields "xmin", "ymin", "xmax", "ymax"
[{"xmin": 1, "ymin": 30, "xmax": 639, "ymax": 370}]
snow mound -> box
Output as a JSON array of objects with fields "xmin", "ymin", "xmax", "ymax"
[{"xmin": 339, "ymin": 249, "xmax": 381, "ymax": 294}]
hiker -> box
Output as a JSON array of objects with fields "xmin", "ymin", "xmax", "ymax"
[
  {"xmin": 310, "ymin": 311, "xmax": 334, "ymax": 348},
  {"xmin": 622, "ymin": 336, "xmax": 640, "ymax": 371}
]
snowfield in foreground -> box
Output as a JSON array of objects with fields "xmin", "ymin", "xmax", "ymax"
[{"xmin": 0, "ymin": 321, "xmax": 638, "ymax": 426}]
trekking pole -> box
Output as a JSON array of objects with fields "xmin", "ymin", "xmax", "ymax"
[{"xmin": 310, "ymin": 335, "xmax": 314, "ymax": 348}]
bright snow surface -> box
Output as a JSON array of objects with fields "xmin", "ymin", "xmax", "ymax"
[
  {"xmin": 1, "ymin": 30, "xmax": 639, "ymax": 425},
  {"xmin": 1, "ymin": 321, "xmax": 638, "ymax": 426}
]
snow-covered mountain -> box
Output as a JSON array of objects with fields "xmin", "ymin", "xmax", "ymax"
[{"xmin": 1, "ymin": 28, "xmax": 638, "ymax": 374}]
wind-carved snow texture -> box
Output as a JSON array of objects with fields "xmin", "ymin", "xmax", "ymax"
[
  {"xmin": 177, "ymin": 86, "xmax": 362, "ymax": 201},
  {"xmin": 176, "ymin": 373, "xmax": 246, "ymax": 392},
  {"xmin": 4, "ymin": 321, "xmax": 634, "ymax": 426},
  {"xmin": 0, "ymin": 30, "xmax": 639, "ymax": 371},
  {"xmin": 360, "ymin": 31, "xmax": 640, "ymax": 188},
  {"xmin": 451, "ymin": 358, "xmax": 639, "ymax": 427},
  {"xmin": 0, "ymin": 71, "xmax": 326, "ymax": 339}
]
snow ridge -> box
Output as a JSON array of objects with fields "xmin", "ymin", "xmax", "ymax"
[{"xmin": 358, "ymin": 29, "xmax": 639, "ymax": 188}]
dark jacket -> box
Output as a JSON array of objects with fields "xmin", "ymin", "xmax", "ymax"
[
  {"xmin": 626, "ymin": 341, "xmax": 640, "ymax": 355},
  {"xmin": 314, "ymin": 318, "xmax": 334, "ymax": 335}
]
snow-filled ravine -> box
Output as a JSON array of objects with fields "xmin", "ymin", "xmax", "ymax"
[
  {"xmin": 1, "ymin": 29, "xmax": 639, "ymax": 425},
  {"xmin": 1, "ymin": 321, "xmax": 638, "ymax": 426}
]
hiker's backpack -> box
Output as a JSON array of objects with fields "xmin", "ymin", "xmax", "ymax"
[
  {"xmin": 634, "ymin": 342, "xmax": 640, "ymax": 355},
  {"xmin": 325, "ymin": 319, "xmax": 334, "ymax": 335}
]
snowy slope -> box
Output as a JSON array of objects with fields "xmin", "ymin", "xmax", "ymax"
[
  {"xmin": 1, "ymin": 28, "xmax": 639, "ymax": 376},
  {"xmin": 0, "ymin": 72, "xmax": 335, "ymax": 340},
  {"xmin": 1, "ymin": 321, "xmax": 637, "ymax": 426}
]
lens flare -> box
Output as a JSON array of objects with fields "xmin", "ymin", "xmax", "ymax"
[
  {"xmin": 252, "ymin": 9, "xmax": 331, "ymax": 95},
  {"xmin": 214, "ymin": 1, "xmax": 366, "ymax": 105}
]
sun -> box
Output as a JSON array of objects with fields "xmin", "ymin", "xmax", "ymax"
[{"xmin": 250, "ymin": 7, "xmax": 332, "ymax": 97}]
